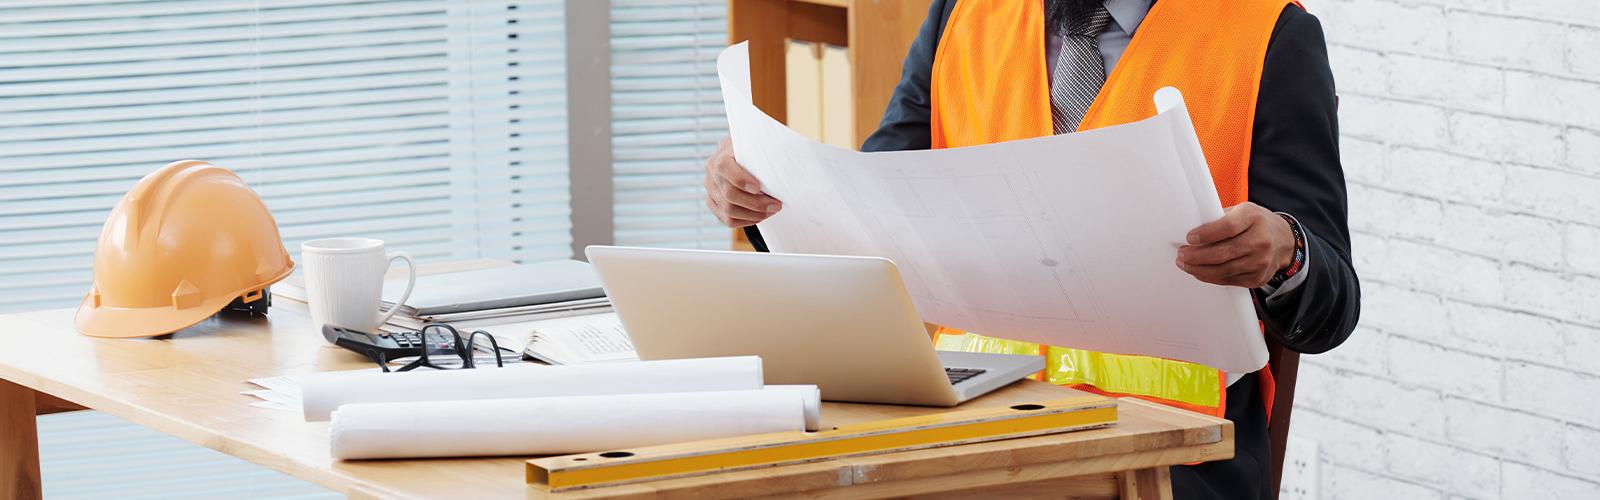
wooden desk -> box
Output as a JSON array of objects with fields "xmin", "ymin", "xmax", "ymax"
[{"xmin": 0, "ymin": 283, "xmax": 1231, "ymax": 499}]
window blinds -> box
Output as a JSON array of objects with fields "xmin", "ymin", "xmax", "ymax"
[
  {"xmin": 0, "ymin": 0, "xmax": 570, "ymax": 313},
  {"xmin": 610, "ymin": 0, "xmax": 730, "ymax": 249}
]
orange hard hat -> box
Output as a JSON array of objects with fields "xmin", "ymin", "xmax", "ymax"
[{"xmin": 75, "ymin": 160, "xmax": 294, "ymax": 338}]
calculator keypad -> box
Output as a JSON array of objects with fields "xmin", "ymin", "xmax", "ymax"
[{"xmin": 379, "ymin": 331, "xmax": 455, "ymax": 351}]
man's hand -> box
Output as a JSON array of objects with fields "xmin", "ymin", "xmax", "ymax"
[
  {"xmin": 704, "ymin": 136, "xmax": 782, "ymax": 228},
  {"xmin": 1176, "ymin": 202, "xmax": 1295, "ymax": 289}
]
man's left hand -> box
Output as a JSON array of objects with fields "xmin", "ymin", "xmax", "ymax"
[{"xmin": 1176, "ymin": 202, "xmax": 1295, "ymax": 289}]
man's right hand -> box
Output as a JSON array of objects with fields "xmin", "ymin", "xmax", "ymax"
[{"xmin": 704, "ymin": 136, "xmax": 782, "ymax": 228}]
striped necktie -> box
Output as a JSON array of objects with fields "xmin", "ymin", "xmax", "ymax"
[{"xmin": 1049, "ymin": 4, "xmax": 1114, "ymax": 134}]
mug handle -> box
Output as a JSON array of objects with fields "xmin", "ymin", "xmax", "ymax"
[{"xmin": 375, "ymin": 251, "xmax": 417, "ymax": 327}]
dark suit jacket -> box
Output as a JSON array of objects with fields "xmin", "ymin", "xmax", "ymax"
[{"xmin": 746, "ymin": 4, "xmax": 1360, "ymax": 498}]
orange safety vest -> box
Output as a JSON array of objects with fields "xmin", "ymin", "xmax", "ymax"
[{"xmin": 927, "ymin": 0, "xmax": 1297, "ymax": 417}]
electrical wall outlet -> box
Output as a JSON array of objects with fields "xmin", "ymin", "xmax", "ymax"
[{"xmin": 1280, "ymin": 435, "xmax": 1320, "ymax": 500}]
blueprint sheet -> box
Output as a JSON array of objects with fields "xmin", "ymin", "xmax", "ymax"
[{"xmin": 717, "ymin": 43, "xmax": 1267, "ymax": 372}]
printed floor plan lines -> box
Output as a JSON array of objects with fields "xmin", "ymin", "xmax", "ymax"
[{"xmin": 719, "ymin": 43, "xmax": 1268, "ymax": 373}]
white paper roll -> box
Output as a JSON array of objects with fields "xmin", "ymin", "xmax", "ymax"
[
  {"xmin": 765, "ymin": 385, "xmax": 822, "ymax": 431},
  {"xmin": 329, "ymin": 389, "xmax": 808, "ymax": 459},
  {"xmin": 302, "ymin": 356, "xmax": 763, "ymax": 421}
]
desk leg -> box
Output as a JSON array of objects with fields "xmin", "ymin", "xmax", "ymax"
[
  {"xmin": 1, "ymin": 379, "xmax": 43, "ymax": 500},
  {"xmin": 1120, "ymin": 466, "xmax": 1173, "ymax": 500}
]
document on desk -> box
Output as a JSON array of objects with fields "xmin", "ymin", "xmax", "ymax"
[
  {"xmin": 523, "ymin": 312, "xmax": 639, "ymax": 365},
  {"xmin": 717, "ymin": 43, "xmax": 1267, "ymax": 372}
]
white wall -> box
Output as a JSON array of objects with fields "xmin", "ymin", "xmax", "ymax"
[{"xmin": 1289, "ymin": 0, "xmax": 1600, "ymax": 498}]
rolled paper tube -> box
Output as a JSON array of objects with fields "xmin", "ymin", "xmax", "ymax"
[
  {"xmin": 764, "ymin": 384, "xmax": 822, "ymax": 431},
  {"xmin": 302, "ymin": 356, "xmax": 763, "ymax": 421},
  {"xmin": 329, "ymin": 389, "xmax": 808, "ymax": 459}
]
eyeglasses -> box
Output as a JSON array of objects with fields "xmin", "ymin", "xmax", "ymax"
[{"xmin": 372, "ymin": 324, "xmax": 511, "ymax": 372}]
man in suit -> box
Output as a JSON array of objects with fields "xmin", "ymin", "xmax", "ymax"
[{"xmin": 703, "ymin": 1, "xmax": 1360, "ymax": 497}]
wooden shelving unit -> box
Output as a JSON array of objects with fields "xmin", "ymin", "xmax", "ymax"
[{"xmin": 727, "ymin": 0, "xmax": 931, "ymax": 249}]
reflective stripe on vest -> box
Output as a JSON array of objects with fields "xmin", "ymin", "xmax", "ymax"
[
  {"xmin": 935, "ymin": 330, "xmax": 1225, "ymax": 415},
  {"xmin": 928, "ymin": 0, "xmax": 1296, "ymax": 417}
]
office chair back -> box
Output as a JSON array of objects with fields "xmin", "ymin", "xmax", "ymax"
[{"xmin": 1266, "ymin": 340, "xmax": 1301, "ymax": 500}]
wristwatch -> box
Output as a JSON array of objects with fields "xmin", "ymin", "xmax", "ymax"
[{"xmin": 1268, "ymin": 212, "xmax": 1306, "ymax": 288}]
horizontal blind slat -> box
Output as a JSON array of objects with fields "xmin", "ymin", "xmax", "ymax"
[
  {"xmin": 0, "ymin": 72, "xmax": 451, "ymax": 112},
  {"xmin": 609, "ymin": 0, "xmax": 726, "ymax": 250},
  {"xmin": 0, "ymin": 1, "xmax": 449, "ymax": 37},
  {"xmin": 0, "ymin": 56, "xmax": 452, "ymax": 96},
  {"xmin": 0, "ymin": 0, "xmax": 574, "ymax": 312},
  {"xmin": 0, "ymin": 13, "xmax": 449, "ymax": 53}
]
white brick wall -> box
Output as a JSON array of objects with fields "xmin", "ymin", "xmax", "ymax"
[{"xmin": 1288, "ymin": 1, "xmax": 1600, "ymax": 498}]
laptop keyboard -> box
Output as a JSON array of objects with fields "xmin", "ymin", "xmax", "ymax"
[{"xmin": 945, "ymin": 367, "xmax": 987, "ymax": 385}]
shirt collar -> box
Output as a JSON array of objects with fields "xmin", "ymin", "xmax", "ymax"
[{"xmin": 1103, "ymin": 0, "xmax": 1154, "ymax": 36}]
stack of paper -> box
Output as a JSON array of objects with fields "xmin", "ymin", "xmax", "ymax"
[
  {"xmin": 431, "ymin": 313, "xmax": 637, "ymax": 365},
  {"xmin": 273, "ymin": 259, "xmax": 616, "ymax": 356},
  {"xmin": 520, "ymin": 313, "xmax": 638, "ymax": 365},
  {"xmin": 373, "ymin": 260, "xmax": 607, "ymax": 322}
]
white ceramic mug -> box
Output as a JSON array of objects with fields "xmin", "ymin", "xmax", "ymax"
[{"xmin": 300, "ymin": 238, "xmax": 416, "ymax": 336}]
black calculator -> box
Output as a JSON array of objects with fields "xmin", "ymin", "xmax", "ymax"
[{"xmin": 322, "ymin": 325, "xmax": 460, "ymax": 360}]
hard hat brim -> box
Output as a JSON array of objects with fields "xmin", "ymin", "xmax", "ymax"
[
  {"xmin": 73, "ymin": 290, "xmax": 241, "ymax": 339},
  {"xmin": 73, "ymin": 263, "xmax": 291, "ymax": 339}
]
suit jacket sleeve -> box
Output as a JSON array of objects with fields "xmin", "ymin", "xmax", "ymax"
[
  {"xmin": 1247, "ymin": 6, "xmax": 1362, "ymax": 354},
  {"xmin": 858, "ymin": 0, "xmax": 954, "ymax": 153}
]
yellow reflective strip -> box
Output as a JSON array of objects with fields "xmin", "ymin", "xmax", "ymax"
[
  {"xmin": 933, "ymin": 332, "xmax": 1040, "ymax": 355},
  {"xmin": 934, "ymin": 331, "xmax": 1220, "ymax": 408},
  {"xmin": 1044, "ymin": 346, "xmax": 1220, "ymax": 407}
]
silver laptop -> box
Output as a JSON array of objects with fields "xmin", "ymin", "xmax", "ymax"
[{"xmin": 585, "ymin": 246, "xmax": 1043, "ymax": 407}]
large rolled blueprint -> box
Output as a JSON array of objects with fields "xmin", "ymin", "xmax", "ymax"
[
  {"xmin": 718, "ymin": 43, "xmax": 1267, "ymax": 373},
  {"xmin": 329, "ymin": 388, "xmax": 815, "ymax": 459},
  {"xmin": 301, "ymin": 356, "xmax": 764, "ymax": 421}
]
